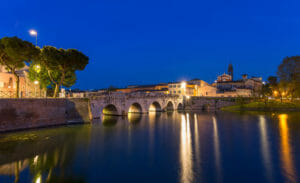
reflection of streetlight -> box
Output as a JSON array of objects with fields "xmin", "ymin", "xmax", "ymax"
[{"xmin": 29, "ymin": 29, "xmax": 38, "ymax": 46}]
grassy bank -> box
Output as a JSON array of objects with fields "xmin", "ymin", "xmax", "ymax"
[{"xmin": 222, "ymin": 101, "xmax": 300, "ymax": 112}]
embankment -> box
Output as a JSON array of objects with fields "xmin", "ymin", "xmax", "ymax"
[
  {"xmin": 184, "ymin": 97, "xmax": 237, "ymax": 111},
  {"xmin": 0, "ymin": 98, "xmax": 91, "ymax": 132},
  {"xmin": 221, "ymin": 101, "xmax": 300, "ymax": 112}
]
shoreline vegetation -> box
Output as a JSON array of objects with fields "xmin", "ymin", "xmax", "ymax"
[{"xmin": 221, "ymin": 100, "xmax": 300, "ymax": 112}]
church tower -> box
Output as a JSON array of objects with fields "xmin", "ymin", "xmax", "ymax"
[{"xmin": 228, "ymin": 63, "xmax": 233, "ymax": 80}]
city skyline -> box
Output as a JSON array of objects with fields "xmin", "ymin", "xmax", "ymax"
[{"xmin": 1, "ymin": 0, "xmax": 299, "ymax": 89}]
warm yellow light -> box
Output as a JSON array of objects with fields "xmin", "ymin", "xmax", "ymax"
[
  {"xmin": 273, "ymin": 91, "xmax": 278, "ymax": 96},
  {"xmin": 282, "ymin": 92, "xmax": 286, "ymax": 96},
  {"xmin": 186, "ymin": 96, "xmax": 190, "ymax": 99},
  {"xmin": 34, "ymin": 80, "xmax": 39, "ymax": 85},
  {"xmin": 35, "ymin": 176, "xmax": 41, "ymax": 183},
  {"xmin": 181, "ymin": 81, "xmax": 186, "ymax": 89},
  {"xmin": 34, "ymin": 65, "xmax": 41, "ymax": 73},
  {"xmin": 29, "ymin": 29, "xmax": 37, "ymax": 36}
]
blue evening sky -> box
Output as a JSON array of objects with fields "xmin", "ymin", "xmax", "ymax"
[{"xmin": 1, "ymin": 0, "xmax": 299, "ymax": 89}]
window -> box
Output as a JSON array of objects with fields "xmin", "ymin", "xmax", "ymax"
[
  {"xmin": 178, "ymin": 91, "xmax": 181, "ymax": 93},
  {"xmin": 206, "ymin": 92, "xmax": 208, "ymax": 95},
  {"xmin": 0, "ymin": 82, "xmax": 3, "ymax": 88},
  {"xmin": 8, "ymin": 77, "xmax": 13, "ymax": 86},
  {"xmin": 174, "ymin": 91, "xmax": 176, "ymax": 94}
]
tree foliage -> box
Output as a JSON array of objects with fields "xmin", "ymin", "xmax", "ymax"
[
  {"xmin": 277, "ymin": 56, "xmax": 300, "ymax": 100},
  {"xmin": 37, "ymin": 46, "xmax": 89, "ymax": 97},
  {"xmin": 0, "ymin": 37, "xmax": 39, "ymax": 98}
]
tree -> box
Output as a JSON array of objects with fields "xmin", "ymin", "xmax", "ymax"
[
  {"xmin": 38, "ymin": 46, "xmax": 88, "ymax": 98},
  {"xmin": 277, "ymin": 56, "xmax": 300, "ymax": 100},
  {"xmin": 267, "ymin": 76, "xmax": 278, "ymax": 86},
  {"xmin": 0, "ymin": 37, "xmax": 40, "ymax": 98},
  {"xmin": 28, "ymin": 61, "xmax": 51, "ymax": 91},
  {"xmin": 260, "ymin": 83, "xmax": 272, "ymax": 104}
]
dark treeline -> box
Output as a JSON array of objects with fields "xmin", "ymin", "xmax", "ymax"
[{"xmin": 261, "ymin": 56, "xmax": 300, "ymax": 102}]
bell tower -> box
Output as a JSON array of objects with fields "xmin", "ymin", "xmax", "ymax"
[{"xmin": 228, "ymin": 63, "xmax": 233, "ymax": 81}]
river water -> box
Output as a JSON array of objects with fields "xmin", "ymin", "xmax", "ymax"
[{"xmin": 0, "ymin": 111, "xmax": 299, "ymax": 183}]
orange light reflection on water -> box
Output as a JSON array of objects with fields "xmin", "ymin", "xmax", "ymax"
[{"xmin": 279, "ymin": 114, "xmax": 297, "ymax": 182}]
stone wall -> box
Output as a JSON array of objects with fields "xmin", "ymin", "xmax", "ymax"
[
  {"xmin": 184, "ymin": 97, "xmax": 236, "ymax": 111},
  {"xmin": 0, "ymin": 98, "xmax": 91, "ymax": 132}
]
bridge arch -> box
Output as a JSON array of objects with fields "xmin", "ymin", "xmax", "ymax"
[
  {"xmin": 102, "ymin": 104, "xmax": 119, "ymax": 115},
  {"xmin": 177, "ymin": 103, "xmax": 184, "ymax": 111},
  {"xmin": 165, "ymin": 101, "xmax": 174, "ymax": 111},
  {"xmin": 149, "ymin": 101, "xmax": 162, "ymax": 112},
  {"xmin": 128, "ymin": 102, "xmax": 143, "ymax": 113}
]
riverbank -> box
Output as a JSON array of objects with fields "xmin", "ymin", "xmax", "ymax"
[
  {"xmin": 221, "ymin": 101, "xmax": 300, "ymax": 112},
  {"xmin": 0, "ymin": 98, "xmax": 91, "ymax": 132}
]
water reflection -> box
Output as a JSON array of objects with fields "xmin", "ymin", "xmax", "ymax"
[
  {"xmin": 128, "ymin": 113, "xmax": 142, "ymax": 125},
  {"xmin": 193, "ymin": 114, "xmax": 201, "ymax": 169},
  {"xmin": 258, "ymin": 115, "xmax": 273, "ymax": 182},
  {"xmin": 102, "ymin": 115, "xmax": 119, "ymax": 126},
  {"xmin": 0, "ymin": 112, "xmax": 300, "ymax": 183},
  {"xmin": 180, "ymin": 114, "xmax": 193, "ymax": 183},
  {"xmin": 212, "ymin": 116, "xmax": 222, "ymax": 181},
  {"xmin": 279, "ymin": 114, "xmax": 297, "ymax": 182}
]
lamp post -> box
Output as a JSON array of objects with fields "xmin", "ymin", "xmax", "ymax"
[
  {"xmin": 34, "ymin": 80, "xmax": 39, "ymax": 98},
  {"xmin": 29, "ymin": 29, "xmax": 38, "ymax": 47}
]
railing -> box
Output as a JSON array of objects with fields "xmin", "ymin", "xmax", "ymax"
[
  {"xmin": 0, "ymin": 91, "xmax": 46, "ymax": 98},
  {"xmin": 90, "ymin": 91, "xmax": 181, "ymax": 100}
]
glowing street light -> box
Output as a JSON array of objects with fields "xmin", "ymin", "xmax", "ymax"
[
  {"xmin": 34, "ymin": 80, "xmax": 39, "ymax": 85},
  {"xmin": 29, "ymin": 29, "xmax": 38, "ymax": 46},
  {"xmin": 181, "ymin": 81, "xmax": 186, "ymax": 89},
  {"xmin": 34, "ymin": 64, "xmax": 41, "ymax": 73}
]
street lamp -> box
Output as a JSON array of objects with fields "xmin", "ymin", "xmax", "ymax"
[{"xmin": 29, "ymin": 29, "xmax": 38, "ymax": 47}]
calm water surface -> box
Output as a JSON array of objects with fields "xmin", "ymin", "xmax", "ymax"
[{"xmin": 0, "ymin": 111, "xmax": 299, "ymax": 183}]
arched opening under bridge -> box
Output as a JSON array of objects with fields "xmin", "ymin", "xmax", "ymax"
[
  {"xmin": 149, "ymin": 101, "xmax": 162, "ymax": 112},
  {"xmin": 177, "ymin": 103, "xmax": 184, "ymax": 111},
  {"xmin": 102, "ymin": 104, "xmax": 119, "ymax": 115},
  {"xmin": 128, "ymin": 103, "xmax": 143, "ymax": 113},
  {"xmin": 166, "ymin": 101, "xmax": 174, "ymax": 111}
]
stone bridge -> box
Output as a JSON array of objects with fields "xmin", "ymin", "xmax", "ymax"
[{"xmin": 89, "ymin": 92, "xmax": 184, "ymax": 118}]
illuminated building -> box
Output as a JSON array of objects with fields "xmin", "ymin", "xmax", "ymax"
[{"xmin": 0, "ymin": 65, "xmax": 45, "ymax": 98}]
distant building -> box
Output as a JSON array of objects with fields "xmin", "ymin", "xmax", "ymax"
[
  {"xmin": 117, "ymin": 83, "xmax": 169, "ymax": 94},
  {"xmin": 168, "ymin": 82, "xmax": 195, "ymax": 96},
  {"xmin": 216, "ymin": 74, "xmax": 263, "ymax": 97},
  {"xmin": 217, "ymin": 73, "xmax": 232, "ymax": 82},
  {"xmin": 228, "ymin": 63, "xmax": 233, "ymax": 80}
]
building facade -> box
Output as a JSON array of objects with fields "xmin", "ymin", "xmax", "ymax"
[{"xmin": 0, "ymin": 65, "xmax": 45, "ymax": 98}]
